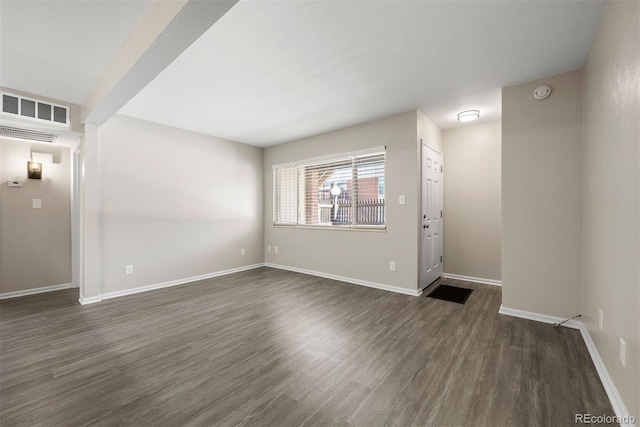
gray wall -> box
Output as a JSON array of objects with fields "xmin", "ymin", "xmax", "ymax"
[
  {"xmin": 583, "ymin": 0, "xmax": 639, "ymax": 418},
  {"xmin": 502, "ymin": 68, "xmax": 583, "ymax": 317},
  {"xmin": 264, "ymin": 110, "xmax": 441, "ymax": 292},
  {"xmin": 443, "ymin": 120, "xmax": 501, "ymax": 281},
  {"xmin": 97, "ymin": 115, "xmax": 263, "ymax": 294},
  {"xmin": 0, "ymin": 139, "xmax": 71, "ymax": 293}
]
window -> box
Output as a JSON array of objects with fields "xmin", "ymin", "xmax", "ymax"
[
  {"xmin": 1, "ymin": 91, "xmax": 69, "ymax": 126},
  {"xmin": 273, "ymin": 147, "xmax": 386, "ymax": 229}
]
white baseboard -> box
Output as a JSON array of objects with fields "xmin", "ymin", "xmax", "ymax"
[
  {"xmin": 498, "ymin": 305, "xmax": 582, "ymax": 328},
  {"xmin": 577, "ymin": 324, "xmax": 634, "ymax": 426},
  {"xmin": 0, "ymin": 283, "xmax": 73, "ymax": 300},
  {"xmin": 78, "ymin": 295, "xmax": 102, "ymax": 305},
  {"xmin": 97, "ymin": 263, "xmax": 265, "ymax": 302},
  {"xmin": 265, "ymin": 262, "xmax": 421, "ymax": 297},
  {"xmin": 499, "ymin": 305, "xmax": 633, "ymax": 426},
  {"xmin": 443, "ymin": 273, "xmax": 502, "ymax": 286}
]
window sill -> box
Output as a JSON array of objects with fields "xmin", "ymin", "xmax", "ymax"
[{"xmin": 273, "ymin": 224, "xmax": 386, "ymax": 232}]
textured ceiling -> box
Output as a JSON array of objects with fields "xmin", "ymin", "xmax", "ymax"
[
  {"xmin": 1, "ymin": 1, "xmax": 607, "ymax": 146},
  {"xmin": 121, "ymin": 0, "xmax": 606, "ymax": 146},
  {"xmin": 0, "ymin": 0, "xmax": 151, "ymax": 105}
]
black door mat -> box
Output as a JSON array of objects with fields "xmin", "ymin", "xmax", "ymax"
[{"xmin": 427, "ymin": 284, "xmax": 473, "ymax": 304}]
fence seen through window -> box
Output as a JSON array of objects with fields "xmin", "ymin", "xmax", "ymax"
[{"xmin": 273, "ymin": 148, "xmax": 386, "ymax": 229}]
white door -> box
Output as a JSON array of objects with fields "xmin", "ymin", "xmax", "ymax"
[{"xmin": 421, "ymin": 141, "xmax": 443, "ymax": 289}]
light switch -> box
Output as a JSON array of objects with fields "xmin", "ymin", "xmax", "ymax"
[
  {"xmin": 32, "ymin": 199, "xmax": 42, "ymax": 209},
  {"xmin": 399, "ymin": 195, "xmax": 405, "ymax": 205}
]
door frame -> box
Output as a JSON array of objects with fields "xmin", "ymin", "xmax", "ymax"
[
  {"xmin": 71, "ymin": 143, "xmax": 82, "ymax": 290},
  {"xmin": 419, "ymin": 139, "xmax": 444, "ymax": 291}
]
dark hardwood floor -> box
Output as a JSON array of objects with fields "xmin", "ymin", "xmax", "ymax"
[{"xmin": 0, "ymin": 267, "xmax": 614, "ymax": 426}]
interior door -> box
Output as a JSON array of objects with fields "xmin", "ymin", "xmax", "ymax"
[{"xmin": 421, "ymin": 141, "xmax": 443, "ymax": 289}]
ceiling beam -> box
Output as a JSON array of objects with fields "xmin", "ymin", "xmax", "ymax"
[{"xmin": 82, "ymin": 0, "xmax": 238, "ymax": 126}]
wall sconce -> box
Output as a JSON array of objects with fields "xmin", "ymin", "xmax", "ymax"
[{"xmin": 27, "ymin": 161, "xmax": 42, "ymax": 179}]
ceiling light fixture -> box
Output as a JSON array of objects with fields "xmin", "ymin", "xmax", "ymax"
[{"xmin": 457, "ymin": 110, "xmax": 480, "ymax": 122}]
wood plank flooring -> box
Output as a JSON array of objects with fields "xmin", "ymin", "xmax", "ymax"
[{"xmin": 0, "ymin": 268, "xmax": 614, "ymax": 426}]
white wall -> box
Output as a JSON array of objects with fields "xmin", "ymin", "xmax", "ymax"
[
  {"xmin": 0, "ymin": 139, "xmax": 71, "ymax": 293},
  {"xmin": 502, "ymin": 68, "xmax": 583, "ymax": 317},
  {"xmin": 97, "ymin": 115, "xmax": 263, "ymax": 294},
  {"xmin": 265, "ymin": 110, "xmax": 438, "ymax": 293},
  {"xmin": 583, "ymin": 0, "xmax": 639, "ymax": 418},
  {"xmin": 417, "ymin": 110, "xmax": 443, "ymax": 154},
  {"xmin": 81, "ymin": 124, "xmax": 101, "ymax": 301},
  {"xmin": 443, "ymin": 120, "xmax": 501, "ymax": 281}
]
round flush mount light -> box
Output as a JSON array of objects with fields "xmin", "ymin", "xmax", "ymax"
[
  {"xmin": 457, "ymin": 110, "xmax": 480, "ymax": 122},
  {"xmin": 534, "ymin": 85, "xmax": 551, "ymax": 100}
]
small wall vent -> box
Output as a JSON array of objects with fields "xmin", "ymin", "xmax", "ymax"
[{"xmin": 0, "ymin": 125, "xmax": 58, "ymax": 143}]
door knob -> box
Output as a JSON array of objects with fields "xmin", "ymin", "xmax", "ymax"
[{"xmin": 423, "ymin": 224, "xmax": 429, "ymax": 229}]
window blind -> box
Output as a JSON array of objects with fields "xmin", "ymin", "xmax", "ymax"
[
  {"xmin": 273, "ymin": 165, "xmax": 298, "ymax": 225},
  {"xmin": 273, "ymin": 148, "xmax": 386, "ymax": 229}
]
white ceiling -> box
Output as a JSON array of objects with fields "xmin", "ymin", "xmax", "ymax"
[
  {"xmin": 1, "ymin": 1, "xmax": 606, "ymax": 147},
  {"xmin": 0, "ymin": 0, "xmax": 151, "ymax": 105},
  {"xmin": 121, "ymin": 0, "xmax": 606, "ymax": 147}
]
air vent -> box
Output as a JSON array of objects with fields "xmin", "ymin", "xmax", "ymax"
[
  {"xmin": 1, "ymin": 91, "xmax": 69, "ymax": 126},
  {"xmin": 31, "ymin": 152, "xmax": 55, "ymax": 164},
  {"xmin": 0, "ymin": 125, "xmax": 58, "ymax": 143}
]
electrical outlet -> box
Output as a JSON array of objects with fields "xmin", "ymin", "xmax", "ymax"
[
  {"xmin": 389, "ymin": 261, "xmax": 396, "ymax": 271},
  {"xmin": 32, "ymin": 199, "xmax": 42, "ymax": 209},
  {"xmin": 241, "ymin": 248, "xmax": 245, "ymax": 256},
  {"xmin": 125, "ymin": 265, "xmax": 133, "ymax": 275},
  {"xmin": 275, "ymin": 246, "xmax": 279, "ymax": 254},
  {"xmin": 620, "ymin": 339, "xmax": 626, "ymax": 367},
  {"xmin": 267, "ymin": 245, "xmax": 271, "ymax": 253},
  {"xmin": 599, "ymin": 309, "xmax": 603, "ymax": 330}
]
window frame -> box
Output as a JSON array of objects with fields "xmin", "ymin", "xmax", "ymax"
[{"xmin": 272, "ymin": 147, "xmax": 387, "ymax": 231}]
